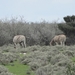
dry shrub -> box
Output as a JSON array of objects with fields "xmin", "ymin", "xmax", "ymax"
[
  {"xmin": 28, "ymin": 62, "xmax": 40, "ymax": 71},
  {"xmin": 0, "ymin": 52, "xmax": 18, "ymax": 65},
  {"xmin": 0, "ymin": 65, "xmax": 14, "ymax": 75},
  {"xmin": 20, "ymin": 45, "xmax": 75, "ymax": 75},
  {"xmin": 50, "ymin": 53, "xmax": 72, "ymax": 65}
]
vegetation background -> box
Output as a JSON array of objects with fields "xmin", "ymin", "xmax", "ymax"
[
  {"xmin": 0, "ymin": 16, "xmax": 62, "ymax": 46},
  {"xmin": 0, "ymin": 15, "xmax": 75, "ymax": 75}
]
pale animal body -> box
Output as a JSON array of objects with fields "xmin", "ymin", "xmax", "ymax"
[
  {"xmin": 50, "ymin": 34, "xmax": 66, "ymax": 46},
  {"xmin": 13, "ymin": 35, "xmax": 26, "ymax": 48}
]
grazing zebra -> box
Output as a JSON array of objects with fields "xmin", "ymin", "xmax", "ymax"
[
  {"xmin": 50, "ymin": 34, "xmax": 66, "ymax": 46},
  {"xmin": 13, "ymin": 35, "xmax": 26, "ymax": 48}
]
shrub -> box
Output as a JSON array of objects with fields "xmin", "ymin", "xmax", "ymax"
[
  {"xmin": 66, "ymin": 63, "xmax": 75, "ymax": 75},
  {"xmin": 28, "ymin": 62, "xmax": 40, "ymax": 71},
  {"xmin": 0, "ymin": 65, "xmax": 14, "ymax": 75},
  {"xmin": 0, "ymin": 52, "xmax": 18, "ymax": 65}
]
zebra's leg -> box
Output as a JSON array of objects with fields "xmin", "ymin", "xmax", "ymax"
[
  {"xmin": 14, "ymin": 43, "xmax": 16, "ymax": 48},
  {"xmin": 62, "ymin": 42, "xmax": 65, "ymax": 46},
  {"xmin": 60, "ymin": 41, "xmax": 63, "ymax": 45},
  {"xmin": 23, "ymin": 41, "xmax": 26, "ymax": 48}
]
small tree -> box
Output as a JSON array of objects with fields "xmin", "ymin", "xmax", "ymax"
[
  {"xmin": 58, "ymin": 15, "xmax": 75, "ymax": 45},
  {"xmin": 58, "ymin": 15, "xmax": 75, "ymax": 36}
]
